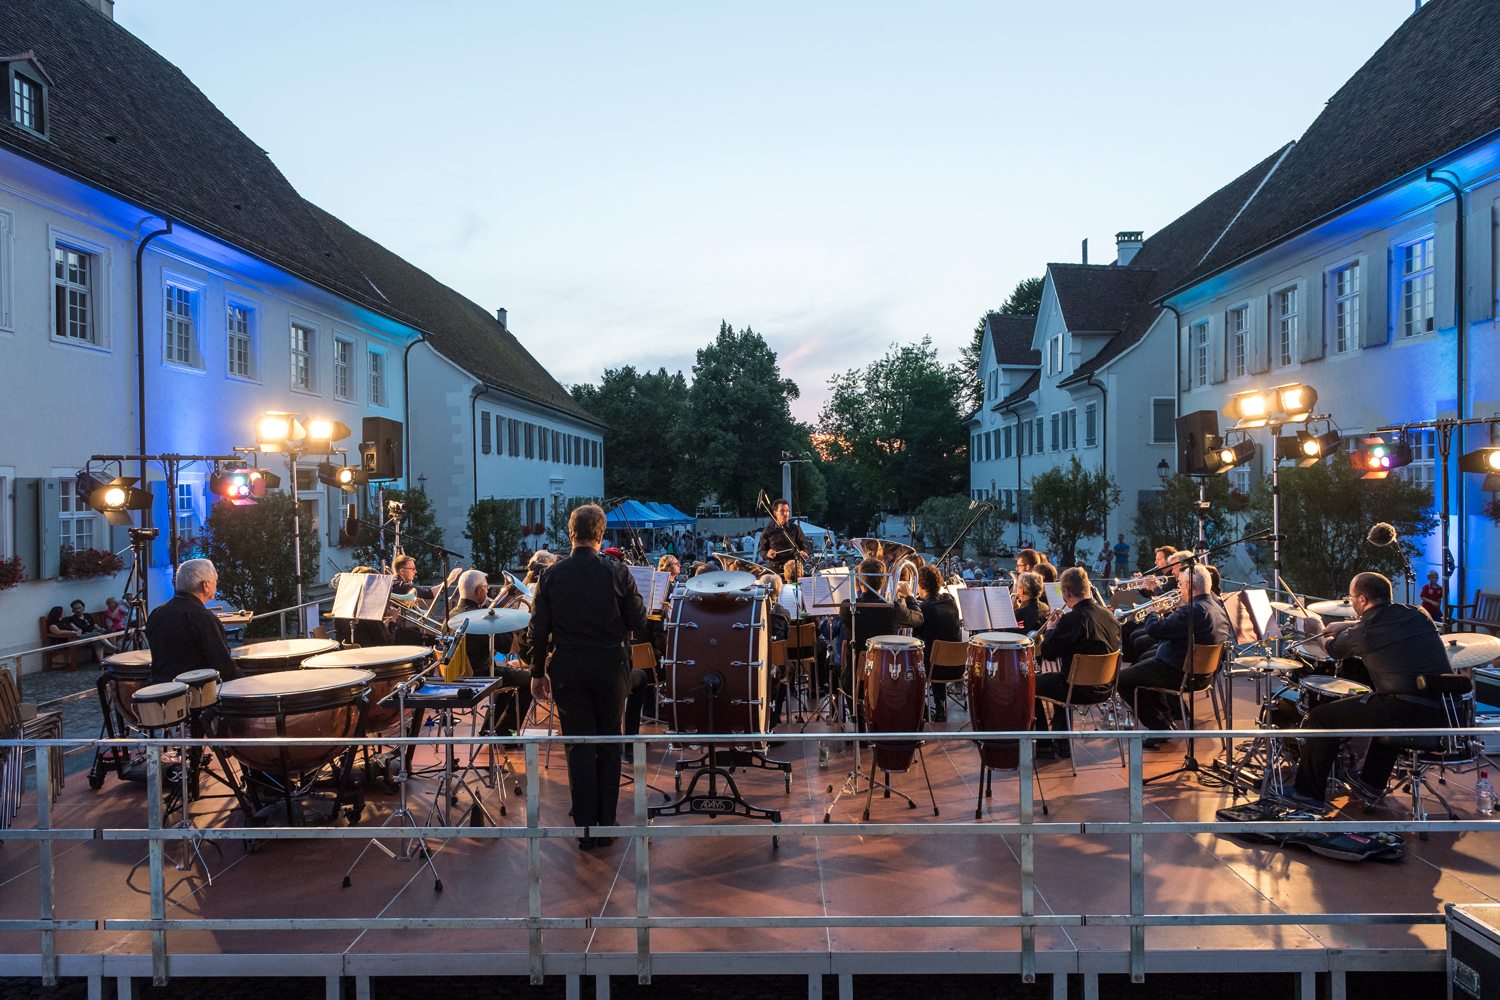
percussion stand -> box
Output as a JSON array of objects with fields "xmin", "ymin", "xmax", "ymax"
[
  {"xmin": 168, "ymin": 717, "xmax": 218, "ymax": 883},
  {"xmin": 344, "ymin": 671, "xmax": 443, "ymax": 891},
  {"xmin": 427, "ymin": 694, "xmax": 498, "ymax": 830}
]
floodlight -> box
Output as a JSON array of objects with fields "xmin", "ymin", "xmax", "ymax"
[
  {"xmin": 1458, "ymin": 447, "xmax": 1500, "ymax": 474},
  {"xmin": 86, "ymin": 476, "xmax": 152, "ymax": 526},
  {"xmin": 1273, "ymin": 383, "xmax": 1318, "ymax": 421},
  {"xmin": 1223, "ymin": 391, "xmax": 1271, "ymax": 427},
  {"xmin": 1350, "ymin": 436, "xmax": 1413, "ymax": 479},
  {"xmin": 254, "ymin": 412, "xmax": 306, "ymax": 452},
  {"xmin": 304, "ymin": 419, "xmax": 352, "ymax": 456},
  {"xmin": 317, "ymin": 460, "xmax": 366, "ymax": 493}
]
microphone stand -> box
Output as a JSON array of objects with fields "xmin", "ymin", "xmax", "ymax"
[
  {"xmin": 1372, "ymin": 535, "xmax": 1418, "ymax": 605},
  {"xmin": 934, "ymin": 502, "xmax": 997, "ymax": 580}
]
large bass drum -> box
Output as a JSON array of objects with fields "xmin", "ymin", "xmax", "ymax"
[
  {"xmin": 231, "ymin": 638, "xmax": 340, "ymax": 677},
  {"xmin": 663, "ymin": 571, "xmax": 768, "ymax": 734},
  {"xmin": 214, "ymin": 667, "xmax": 372, "ymax": 773},
  {"xmin": 862, "ymin": 635, "xmax": 927, "ymax": 772},
  {"xmin": 967, "ymin": 632, "xmax": 1036, "ymax": 769},
  {"xmin": 301, "ymin": 645, "xmax": 431, "ymax": 734}
]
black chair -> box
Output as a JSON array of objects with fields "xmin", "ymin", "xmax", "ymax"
[{"xmin": 1368, "ymin": 673, "xmax": 1478, "ymax": 836}]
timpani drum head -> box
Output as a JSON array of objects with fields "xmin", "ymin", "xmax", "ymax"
[
  {"xmin": 866, "ymin": 635, "xmax": 923, "ymax": 650},
  {"xmin": 132, "ymin": 681, "xmax": 189, "ymax": 729},
  {"xmin": 230, "ymin": 638, "xmax": 340, "ymax": 674},
  {"xmin": 216, "ymin": 668, "xmax": 373, "ymax": 774},
  {"xmin": 685, "ymin": 571, "xmax": 758, "ymax": 598},
  {"xmin": 302, "ymin": 645, "xmax": 432, "ymax": 674}
]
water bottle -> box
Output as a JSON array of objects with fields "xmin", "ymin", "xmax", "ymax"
[
  {"xmin": 818, "ymin": 741, "xmax": 829, "ymax": 768},
  {"xmin": 1477, "ymin": 771, "xmax": 1495, "ymax": 816}
]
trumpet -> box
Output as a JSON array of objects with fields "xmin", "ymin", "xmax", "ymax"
[
  {"xmin": 1029, "ymin": 606, "xmax": 1066, "ymax": 645},
  {"xmin": 1113, "ymin": 589, "xmax": 1182, "ymax": 624}
]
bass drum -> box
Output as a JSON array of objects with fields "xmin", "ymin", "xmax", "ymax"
[
  {"xmin": 214, "ymin": 668, "xmax": 372, "ymax": 774},
  {"xmin": 966, "ymin": 632, "xmax": 1036, "ymax": 769},
  {"xmin": 301, "ymin": 645, "xmax": 431, "ymax": 734},
  {"xmin": 862, "ymin": 635, "xmax": 927, "ymax": 772},
  {"xmin": 663, "ymin": 573, "xmax": 768, "ymax": 735}
]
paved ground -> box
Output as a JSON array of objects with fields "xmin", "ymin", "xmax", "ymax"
[{"xmin": 0, "ymin": 971, "xmax": 1450, "ymax": 998}]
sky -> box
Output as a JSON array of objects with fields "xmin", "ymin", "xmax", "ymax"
[{"xmin": 117, "ymin": 0, "xmax": 1422, "ymax": 424}]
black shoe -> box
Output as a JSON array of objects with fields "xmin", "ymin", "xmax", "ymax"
[
  {"xmin": 1338, "ymin": 765, "xmax": 1385, "ymax": 802},
  {"xmin": 1034, "ymin": 742, "xmax": 1056, "ymax": 760},
  {"xmin": 577, "ymin": 837, "xmax": 597, "ymax": 850},
  {"xmin": 593, "ymin": 837, "xmax": 615, "ymax": 847},
  {"xmin": 933, "ymin": 706, "xmax": 948, "ymax": 723},
  {"xmin": 1268, "ymin": 788, "xmax": 1330, "ymax": 815},
  {"xmin": 1140, "ymin": 737, "xmax": 1172, "ymax": 751},
  {"xmin": 1053, "ymin": 740, "xmax": 1072, "ymax": 759}
]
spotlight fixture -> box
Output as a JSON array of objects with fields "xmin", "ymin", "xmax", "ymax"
[
  {"xmin": 1285, "ymin": 429, "xmax": 1342, "ymax": 467},
  {"xmin": 1458, "ymin": 447, "xmax": 1500, "ymax": 474},
  {"xmin": 1222, "ymin": 391, "xmax": 1272, "ymax": 428},
  {"xmin": 254, "ymin": 412, "xmax": 307, "ymax": 452},
  {"xmin": 1205, "ymin": 435, "xmax": 1254, "ymax": 474},
  {"xmin": 303, "ymin": 419, "xmax": 352, "ymax": 456},
  {"xmin": 1349, "ymin": 436, "xmax": 1413, "ymax": 479},
  {"xmin": 209, "ymin": 466, "xmax": 281, "ymax": 505},
  {"xmin": 317, "ymin": 460, "xmax": 366, "ymax": 493},
  {"xmin": 85, "ymin": 476, "xmax": 153, "ymax": 526},
  {"xmin": 1272, "ymin": 383, "xmax": 1318, "ymax": 422},
  {"xmin": 1223, "ymin": 383, "xmax": 1320, "ymax": 428}
]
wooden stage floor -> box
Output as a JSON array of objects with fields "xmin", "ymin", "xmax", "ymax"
[{"xmin": 1, "ymin": 675, "xmax": 1494, "ymax": 983}]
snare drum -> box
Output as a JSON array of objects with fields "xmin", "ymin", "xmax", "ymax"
[
  {"xmin": 132, "ymin": 681, "xmax": 189, "ymax": 730},
  {"xmin": 663, "ymin": 572, "xmax": 768, "ymax": 734},
  {"xmin": 966, "ymin": 632, "xmax": 1036, "ymax": 769},
  {"xmin": 1299, "ymin": 674, "xmax": 1371, "ymax": 712},
  {"xmin": 174, "ymin": 669, "xmax": 220, "ymax": 711},
  {"xmin": 301, "ymin": 645, "xmax": 431, "ymax": 733},
  {"xmin": 214, "ymin": 668, "xmax": 373, "ymax": 774},
  {"xmin": 862, "ymin": 635, "xmax": 926, "ymax": 772},
  {"xmin": 230, "ymin": 638, "xmax": 340, "ymax": 676},
  {"xmin": 102, "ymin": 650, "xmax": 154, "ymax": 727}
]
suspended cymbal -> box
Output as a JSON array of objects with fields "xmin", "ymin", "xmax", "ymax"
[
  {"xmin": 449, "ymin": 607, "xmax": 532, "ymax": 633},
  {"xmin": 685, "ymin": 570, "xmax": 759, "ymax": 597},
  {"xmin": 1231, "ymin": 655, "xmax": 1304, "ymax": 673},
  {"xmin": 1307, "ymin": 599, "xmax": 1356, "ymax": 619},
  {"xmin": 1438, "ymin": 632, "xmax": 1500, "ymax": 669}
]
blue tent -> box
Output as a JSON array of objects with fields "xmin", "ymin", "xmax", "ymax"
[
  {"xmin": 605, "ymin": 500, "xmax": 669, "ymax": 529},
  {"xmin": 641, "ymin": 501, "xmax": 693, "ymax": 526}
]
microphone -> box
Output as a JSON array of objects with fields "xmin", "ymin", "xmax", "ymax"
[{"xmin": 1367, "ymin": 522, "xmax": 1397, "ymax": 547}]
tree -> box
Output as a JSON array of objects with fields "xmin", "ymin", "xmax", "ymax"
[
  {"xmin": 546, "ymin": 494, "xmax": 603, "ymax": 551},
  {"xmin": 816, "ymin": 454, "xmax": 880, "ymax": 538},
  {"xmin": 571, "ymin": 366, "xmax": 688, "ymax": 502},
  {"xmin": 674, "ymin": 322, "xmax": 801, "ymax": 515},
  {"xmin": 958, "ymin": 277, "xmax": 1043, "ymax": 417},
  {"xmin": 1000, "ymin": 277, "xmax": 1045, "ymax": 317},
  {"xmin": 201, "ymin": 492, "xmax": 321, "ymax": 637},
  {"xmin": 351, "ymin": 486, "xmax": 446, "ymax": 582},
  {"xmin": 1245, "ymin": 456, "xmax": 1437, "ymax": 599},
  {"xmin": 464, "ymin": 498, "xmax": 522, "ymax": 578},
  {"xmin": 1028, "ymin": 457, "xmax": 1120, "ymax": 568},
  {"xmin": 913, "ymin": 494, "xmax": 971, "ymax": 553},
  {"xmin": 1131, "ymin": 475, "xmax": 1244, "ymax": 572},
  {"xmin": 970, "ymin": 501, "xmax": 1014, "ymax": 558},
  {"xmin": 818, "ymin": 337, "xmax": 967, "ymax": 514}
]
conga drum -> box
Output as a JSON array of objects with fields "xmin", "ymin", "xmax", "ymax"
[
  {"xmin": 131, "ymin": 682, "xmax": 189, "ymax": 731},
  {"xmin": 102, "ymin": 650, "xmax": 154, "ymax": 727},
  {"xmin": 230, "ymin": 638, "xmax": 340, "ymax": 677},
  {"xmin": 301, "ymin": 645, "xmax": 431, "ymax": 733},
  {"xmin": 862, "ymin": 635, "xmax": 926, "ymax": 772},
  {"xmin": 213, "ymin": 668, "xmax": 373, "ymax": 774},
  {"xmin": 966, "ymin": 632, "xmax": 1036, "ymax": 769},
  {"xmin": 663, "ymin": 571, "xmax": 768, "ymax": 734}
]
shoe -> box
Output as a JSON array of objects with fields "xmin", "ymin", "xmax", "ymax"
[
  {"xmin": 1140, "ymin": 737, "xmax": 1172, "ymax": 751},
  {"xmin": 1338, "ymin": 765, "xmax": 1385, "ymax": 802},
  {"xmin": 1268, "ymin": 789, "xmax": 1329, "ymax": 815},
  {"xmin": 593, "ymin": 837, "xmax": 615, "ymax": 847},
  {"xmin": 1034, "ymin": 742, "xmax": 1056, "ymax": 760},
  {"xmin": 1053, "ymin": 740, "xmax": 1072, "ymax": 759},
  {"xmin": 577, "ymin": 837, "xmax": 597, "ymax": 850}
]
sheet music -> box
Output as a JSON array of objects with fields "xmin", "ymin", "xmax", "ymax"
[
  {"xmin": 983, "ymin": 587, "xmax": 1018, "ymax": 630},
  {"xmin": 331, "ymin": 572, "xmax": 394, "ymax": 621},
  {"xmin": 1043, "ymin": 582, "xmax": 1064, "ymax": 609},
  {"xmin": 779, "ymin": 583, "xmax": 802, "ymax": 617},
  {"xmin": 955, "ymin": 587, "xmax": 1017, "ymax": 631},
  {"xmin": 627, "ymin": 566, "xmax": 673, "ymax": 606},
  {"xmin": 806, "ymin": 572, "xmax": 852, "ymax": 616}
]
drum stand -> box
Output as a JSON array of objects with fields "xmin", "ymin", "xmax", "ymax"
[
  {"xmin": 822, "ymin": 654, "xmax": 928, "ymax": 822},
  {"xmin": 861, "ymin": 747, "xmax": 940, "ymax": 822},
  {"xmin": 427, "ymin": 700, "xmax": 497, "ymax": 829},
  {"xmin": 344, "ymin": 679, "xmax": 443, "ymax": 891},
  {"xmin": 169, "ymin": 719, "xmax": 219, "ymax": 883}
]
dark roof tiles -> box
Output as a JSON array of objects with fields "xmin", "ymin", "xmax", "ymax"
[{"xmin": 984, "ymin": 313, "xmax": 1041, "ymax": 366}]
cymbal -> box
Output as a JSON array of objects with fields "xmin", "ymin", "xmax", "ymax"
[
  {"xmin": 449, "ymin": 607, "xmax": 531, "ymax": 634},
  {"xmin": 1439, "ymin": 632, "xmax": 1500, "ymax": 669},
  {"xmin": 1269, "ymin": 601, "xmax": 1298, "ymax": 613},
  {"xmin": 1307, "ymin": 599, "xmax": 1356, "ymax": 618},
  {"xmin": 685, "ymin": 570, "xmax": 759, "ymax": 596},
  {"xmin": 1231, "ymin": 655, "xmax": 1303, "ymax": 673}
]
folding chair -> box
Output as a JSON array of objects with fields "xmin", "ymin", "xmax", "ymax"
[
  {"xmin": 1131, "ymin": 643, "xmax": 1227, "ymax": 758},
  {"xmin": 786, "ymin": 621, "xmax": 822, "ymax": 720},
  {"xmin": 1036, "ymin": 650, "xmax": 1125, "ymax": 776},
  {"xmin": 928, "ymin": 639, "xmax": 970, "ymax": 725}
]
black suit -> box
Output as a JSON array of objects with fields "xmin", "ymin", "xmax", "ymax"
[
  {"xmin": 144, "ymin": 594, "xmax": 237, "ymax": 685},
  {"xmin": 914, "ymin": 592, "xmax": 963, "ymax": 720},
  {"xmin": 1034, "ymin": 598, "xmax": 1121, "ymax": 732},
  {"xmin": 527, "ymin": 546, "xmax": 647, "ymax": 828},
  {"xmin": 759, "ymin": 519, "xmax": 810, "ymax": 568},
  {"xmin": 836, "ymin": 587, "xmax": 923, "ymax": 697},
  {"xmin": 1115, "ymin": 594, "xmax": 1232, "ymax": 731}
]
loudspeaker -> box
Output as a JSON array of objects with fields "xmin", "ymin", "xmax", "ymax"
[
  {"xmin": 361, "ymin": 416, "xmax": 403, "ymax": 481},
  {"xmin": 1176, "ymin": 410, "xmax": 1220, "ymax": 475}
]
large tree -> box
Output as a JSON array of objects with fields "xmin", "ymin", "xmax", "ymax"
[
  {"xmin": 1245, "ymin": 456, "xmax": 1437, "ymax": 599},
  {"xmin": 351, "ymin": 485, "xmax": 446, "ymax": 582},
  {"xmin": 959, "ymin": 276, "xmax": 1044, "ymax": 412},
  {"xmin": 819, "ymin": 337, "xmax": 967, "ymax": 514},
  {"xmin": 571, "ymin": 365, "xmax": 688, "ymax": 502},
  {"xmin": 1131, "ymin": 474, "xmax": 1244, "ymax": 572},
  {"xmin": 1028, "ymin": 456, "xmax": 1120, "ymax": 568},
  {"xmin": 674, "ymin": 322, "xmax": 801, "ymax": 516},
  {"xmin": 201, "ymin": 491, "xmax": 321, "ymax": 637},
  {"xmin": 464, "ymin": 498, "xmax": 522, "ymax": 578}
]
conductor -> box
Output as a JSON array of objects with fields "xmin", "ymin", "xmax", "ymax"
[
  {"xmin": 528, "ymin": 503, "xmax": 647, "ymax": 850},
  {"xmin": 144, "ymin": 558, "xmax": 237, "ymax": 685},
  {"xmin": 758, "ymin": 498, "xmax": 809, "ymax": 570}
]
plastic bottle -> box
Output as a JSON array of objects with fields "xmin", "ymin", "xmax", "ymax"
[
  {"xmin": 1477, "ymin": 771, "xmax": 1495, "ymax": 816},
  {"xmin": 818, "ymin": 741, "xmax": 829, "ymax": 768}
]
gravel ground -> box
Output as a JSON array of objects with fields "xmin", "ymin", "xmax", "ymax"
[{"xmin": 0, "ymin": 971, "xmax": 1448, "ymax": 999}]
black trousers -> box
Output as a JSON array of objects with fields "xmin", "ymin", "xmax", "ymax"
[
  {"xmin": 490, "ymin": 665, "xmax": 534, "ymax": 736},
  {"xmin": 623, "ymin": 670, "xmax": 654, "ymax": 737},
  {"xmin": 550, "ymin": 649, "xmax": 631, "ymax": 828},
  {"xmin": 1116, "ymin": 657, "xmax": 1207, "ymax": 730},
  {"xmin": 1293, "ymin": 693, "xmax": 1447, "ymax": 801},
  {"xmin": 1032, "ymin": 673, "xmax": 1112, "ymax": 731}
]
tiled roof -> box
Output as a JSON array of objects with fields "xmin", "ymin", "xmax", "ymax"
[
  {"xmin": 0, "ymin": 0, "xmax": 407, "ymax": 321},
  {"xmin": 1170, "ymin": 0, "xmax": 1500, "ymax": 291},
  {"xmin": 308, "ymin": 205, "xmax": 605, "ymax": 427},
  {"xmin": 1046, "ymin": 265, "xmax": 1157, "ymax": 334},
  {"xmin": 995, "ymin": 370, "xmax": 1040, "ymax": 410},
  {"xmin": 984, "ymin": 313, "xmax": 1041, "ymax": 366}
]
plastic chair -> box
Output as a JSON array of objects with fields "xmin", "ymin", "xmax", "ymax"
[
  {"xmin": 1131, "ymin": 643, "xmax": 1227, "ymax": 757},
  {"xmin": 1036, "ymin": 650, "xmax": 1125, "ymax": 775}
]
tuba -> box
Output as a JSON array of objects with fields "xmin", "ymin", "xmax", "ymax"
[
  {"xmin": 717, "ymin": 553, "xmax": 777, "ymax": 579},
  {"xmin": 848, "ymin": 538, "xmax": 923, "ymax": 601}
]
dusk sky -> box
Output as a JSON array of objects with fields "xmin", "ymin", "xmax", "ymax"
[{"xmin": 118, "ymin": 0, "xmax": 1420, "ymax": 423}]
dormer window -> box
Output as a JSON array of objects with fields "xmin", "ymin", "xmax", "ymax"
[{"xmin": 4, "ymin": 54, "xmax": 51, "ymax": 137}]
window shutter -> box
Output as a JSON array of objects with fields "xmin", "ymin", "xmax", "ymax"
[
  {"xmin": 1361, "ymin": 250, "xmax": 1390, "ymax": 348},
  {"xmin": 1300, "ymin": 277, "xmax": 1325, "ymax": 362},
  {"xmin": 1250, "ymin": 303, "xmax": 1270, "ymax": 374},
  {"xmin": 1209, "ymin": 320, "xmax": 1226, "ymax": 383},
  {"xmin": 1177, "ymin": 325, "xmax": 1191, "ymax": 392}
]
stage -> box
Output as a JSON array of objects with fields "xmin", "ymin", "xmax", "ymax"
[{"xmin": 0, "ymin": 675, "xmax": 1493, "ymax": 998}]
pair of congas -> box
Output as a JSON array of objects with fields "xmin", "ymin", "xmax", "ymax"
[
  {"xmin": 131, "ymin": 668, "xmax": 221, "ymax": 730},
  {"xmin": 662, "ymin": 571, "xmax": 768, "ymax": 734}
]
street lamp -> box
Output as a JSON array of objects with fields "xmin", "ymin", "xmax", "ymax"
[{"xmin": 1156, "ymin": 459, "xmax": 1170, "ymax": 483}]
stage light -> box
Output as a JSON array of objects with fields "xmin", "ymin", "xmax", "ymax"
[
  {"xmin": 210, "ymin": 466, "xmax": 280, "ymax": 505},
  {"xmin": 1223, "ymin": 391, "xmax": 1271, "ymax": 427},
  {"xmin": 85, "ymin": 476, "xmax": 153, "ymax": 526},
  {"xmin": 1350, "ymin": 436, "xmax": 1413, "ymax": 479},
  {"xmin": 1273, "ymin": 383, "xmax": 1318, "ymax": 421},
  {"xmin": 304, "ymin": 419, "xmax": 352, "ymax": 456},
  {"xmin": 1204, "ymin": 435, "xmax": 1253, "ymax": 474},
  {"xmin": 317, "ymin": 460, "xmax": 366, "ymax": 493},
  {"xmin": 254, "ymin": 412, "xmax": 306, "ymax": 452},
  {"xmin": 1458, "ymin": 447, "xmax": 1500, "ymax": 474},
  {"xmin": 1288, "ymin": 429, "xmax": 1342, "ymax": 467}
]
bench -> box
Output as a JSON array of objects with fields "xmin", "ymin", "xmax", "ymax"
[
  {"xmin": 39, "ymin": 611, "xmax": 110, "ymax": 671},
  {"xmin": 1453, "ymin": 590, "xmax": 1500, "ymax": 636}
]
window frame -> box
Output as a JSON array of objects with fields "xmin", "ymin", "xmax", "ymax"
[
  {"xmin": 333, "ymin": 337, "xmax": 355, "ymax": 401},
  {"xmin": 225, "ymin": 296, "xmax": 260, "ymax": 382},
  {"xmin": 1150, "ymin": 397, "xmax": 1176, "ymax": 446},
  {"xmin": 366, "ymin": 347, "xmax": 388, "ymax": 408},
  {"xmin": 160, "ymin": 271, "xmax": 205, "ymax": 371},
  {"xmin": 58, "ymin": 477, "xmax": 97, "ymax": 554},
  {"xmin": 48, "ymin": 228, "xmax": 111, "ymax": 351},
  {"xmin": 1399, "ymin": 234, "xmax": 1437, "ymax": 340},
  {"xmin": 7, "ymin": 62, "xmax": 46, "ymax": 137},
  {"xmin": 1330, "ymin": 258, "xmax": 1361, "ymax": 356},
  {"xmin": 1273, "ymin": 284, "xmax": 1298, "ymax": 369},
  {"xmin": 1084, "ymin": 402, "xmax": 1098, "ymax": 448},
  {"xmin": 289, "ymin": 320, "xmax": 318, "ymax": 394},
  {"xmin": 1050, "ymin": 412, "xmax": 1060, "ymax": 452},
  {"xmin": 1228, "ymin": 304, "xmax": 1249, "ymax": 379},
  {"xmin": 1193, "ymin": 320, "xmax": 1210, "ymax": 388}
]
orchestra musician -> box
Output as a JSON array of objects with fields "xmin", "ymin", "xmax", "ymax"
[
  {"xmin": 388, "ymin": 555, "xmax": 438, "ymax": 645},
  {"xmin": 912, "ymin": 565, "xmax": 962, "ymax": 722},
  {"xmin": 343, "ymin": 566, "xmax": 395, "ymax": 647},
  {"xmin": 1033, "ymin": 567, "xmax": 1121, "ymax": 758},
  {"xmin": 837, "ymin": 558, "xmax": 923, "ymax": 707},
  {"xmin": 1282, "ymin": 572, "xmax": 1450, "ymax": 812},
  {"xmin": 528, "ymin": 504, "xmax": 647, "ymax": 850},
  {"xmin": 1120, "ymin": 549, "xmax": 1190, "ymax": 662},
  {"xmin": 1033, "ymin": 560, "xmax": 1058, "ymax": 584},
  {"xmin": 1114, "ymin": 564, "xmax": 1232, "ymax": 748},
  {"xmin": 657, "ymin": 553, "xmax": 681, "ymax": 580},
  {"xmin": 144, "ymin": 558, "xmax": 237, "ymax": 685},
  {"xmin": 450, "ymin": 569, "xmax": 533, "ymax": 736},
  {"xmin": 758, "ymin": 498, "xmax": 810, "ymax": 571},
  {"xmin": 1012, "ymin": 572, "xmax": 1049, "ymax": 633},
  {"xmin": 1010, "ymin": 548, "xmax": 1040, "ymax": 584}
]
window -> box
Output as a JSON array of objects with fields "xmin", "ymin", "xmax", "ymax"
[
  {"xmin": 1050, "ymin": 413, "xmax": 1060, "ymax": 452},
  {"xmin": 983, "ymin": 432, "xmax": 992, "ymax": 461},
  {"xmin": 176, "ymin": 482, "xmax": 196, "ymax": 536},
  {"xmin": 227, "ymin": 304, "xmax": 254, "ymax": 378},
  {"xmin": 1193, "ymin": 321, "xmax": 1209, "ymax": 387},
  {"xmin": 333, "ymin": 339, "xmax": 353, "ymax": 400},
  {"xmin": 1084, "ymin": 402, "xmax": 1097, "ymax": 448},
  {"xmin": 367, "ymin": 350, "xmax": 386, "ymax": 406},
  {"xmin": 480, "ymin": 411, "xmax": 491, "ymax": 454},
  {"xmin": 524, "ymin": 423, "xmax": 535, "ymax": 459},
  {"xmin": 59, "ymin": 479, "xmax": 95, "ymax": 553},
  {"xmin": 1034, "ymin": 417, "xmax": 1044, "ymax": 454},
  {"xmin": 1275, "ymin": 287, "xmax": 1297, "ymax": 367},
  {"xmin": 1003, "ymin": 426, "xmax": 1012, "ymax": 458},
  {"xmin": 10, "ymin": 70, "xmax": 43, "ymax": 134},
  {"xmin": 1019, "ymin": 489, "xmax": 1031, "ymax": 524},
  {"xmin": 1401, "ymin": 236, "xmax": 1436, "ymax": 338},
  {"xmin": 294, "ymin": 322, "xmax": 318, "ymax": 389},
  {"xmin": 1067, "ymin": 408, "xmax": 1078, "ymax": 450},
  {"xmin": 1230, "ymin": 307, "xmax": 1248, "ymax": 378},
  {"xmin": 1152, "ymin": 398, "xmax": 1175, "ymax": 444},
  {"xmin": 1230, "ymin": 462, "xmax": 1252, "ymax": 496},
  {"xmin": 1333, "ymin": 261, "xmax": 1360, "ymax": 354},
  {"xmin": 164, "ymin": 284, "xmax": 193, "ymax": 365},
  {"xmin": 1403, "ymin": 430, "xmax": 1436, "ymax": 488},
  {"xmin": 1023, "ymin": 421, "xmax": 1032, "ymax": 456},
  {"xmin": 53, "ymin": 246, "xmax": 94, "ymax": 344}
]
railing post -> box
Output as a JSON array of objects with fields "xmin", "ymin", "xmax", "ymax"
[
  {"xmin": 147, "ymin": 743, "xmax": 169, "ymax": 985},
  {"xmin": 634, "ymin": 738, "xmax": 651, "ymax": 984},
  {"xmin": 279, "ymin": 610, "xmax": 287, "ymax": 640},
  {"xmin": 1020, "ymin": 734, "xmax": 1035, "ymax": 983},
  {"xmin": 36, "ymin": 744, "xmax": 57, "ymax": 986},
  {"xmin": 1128, "ymin": 736, "xmax": 1144, "ymax": 983},
  {"xmin": 526, "ymin": 742, "xmax": 544, "ymax": 984}
]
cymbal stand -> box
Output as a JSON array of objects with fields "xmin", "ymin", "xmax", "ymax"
[
  {"xmin": 427, "ymin": 689, "xmax": 497, "ymax": 830},
  {"xmin": 344, "ymin": 661, "xmax": 443, "ymax": 891}
]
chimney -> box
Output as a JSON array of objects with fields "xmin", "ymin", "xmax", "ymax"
[
  {"xmin": 495, "ymin": 308, "xmax": 507, "ymax": 328},
  {"xmin": 86, "ymin": 0, "xmax": 115, "ymax": 19},
  {"xmin": 1116, "ymin": 231, "xmax": 1144, "ymax": 265},
  {"xmin": 1081, "ymin": 238, "xmax": 1088, "ymax": 265}
]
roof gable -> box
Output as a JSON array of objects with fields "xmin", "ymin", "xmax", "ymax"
[
  {"xmin": 984, "ymin": 313, "xmax": 1041, "ymax": 367},
  {"xmin": 1045, "ymin": 264, "xmax": 1156, "ymax": 334}
]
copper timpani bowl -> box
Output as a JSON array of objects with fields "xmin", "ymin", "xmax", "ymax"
[
  {"xmin": 213, "ymin": 668, "xmax": 372, "ymax": 774},
  {"xmin": 301, "ymin": 645, "xmax": 431, "ymax": 733}
]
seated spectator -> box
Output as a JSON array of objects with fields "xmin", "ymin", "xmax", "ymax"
[
  {"xmin": 103, "ymin": 597, "xmax": 128, "ymax": 632},
  {"xmin": 45, "ymin": 606, "xmax": 80, "ymax": 642},
  {"xmin": 49, "ymin": 603, "xmax": 115, "ymax": 658}
]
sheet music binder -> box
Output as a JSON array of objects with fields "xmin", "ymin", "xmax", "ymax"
[
  {"xmin": 332, "ymin": 572, "xmax": 394, "ymax": 621},
  {"xmin": 955, "ymin": 586, "xmax": 1018, "ymax": 631}
]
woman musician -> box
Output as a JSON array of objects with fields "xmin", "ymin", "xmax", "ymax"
[{"xmin": 1012, "ymin": 572, "xmax": 1050, "ymax": 633}]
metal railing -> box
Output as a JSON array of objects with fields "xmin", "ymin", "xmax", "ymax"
[{"xmin": 1, "ymin": 726, "xmax": 1493, "ymax": 990}]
